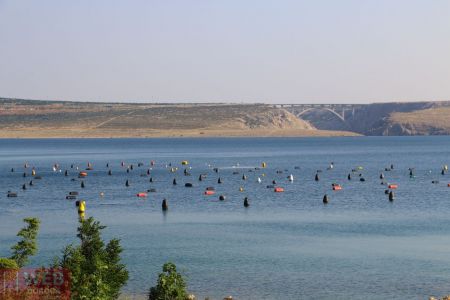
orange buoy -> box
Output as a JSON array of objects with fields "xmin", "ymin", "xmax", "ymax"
[
  {"xmin": 78, "ymin": 171, "xmax": 88, "ymax": 177},
  {"xmin": 388, "ymin": 184, "xmax": 398, "ymax": 189},
  {"xmin": 448, "ymin": 183, "xmax": 450, "ymax": 187},
  {"xmin": 136, "ymin": 192, "xmax": 148, "ymax": 197},
  {"xmin": 332, "ymin": 185, "xmax": 342, "ymax": 191},
  {"xmin": 204, "ymin": 190, "xmax": 215, "ymax": 196},
  {"xmin": 274, "ymin": 187, "xmax": 284, "ymax": 193}
]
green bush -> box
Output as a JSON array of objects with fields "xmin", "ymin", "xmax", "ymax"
[
  {"xmin": 0, "ymin": 257, "xmax": 18, "ymax": 269},
  {"xmin": 148, "ymin": 262, "xmax": 189, "ymax": 300},
  {"xmin": 56, "ymin": 217, "xmax": 128, "ymax": 300}
]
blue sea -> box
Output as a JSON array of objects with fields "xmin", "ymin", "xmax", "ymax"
[{"xmin": 1, "ymin": 137, "xmax": 450, "ymax": 299}]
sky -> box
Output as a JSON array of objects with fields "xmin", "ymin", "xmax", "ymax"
[{"xmin": 0, "ymin": 0, "xmax": 449, "ymax": 104}]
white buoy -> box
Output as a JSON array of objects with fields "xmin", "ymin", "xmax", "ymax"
[
  {"xmin": 257, "ymin": 177, "xmax": 262, "ymax": 183},
  {"xmin": 288, "ymin": 174, "xmax": 294, "ymax": 182}
]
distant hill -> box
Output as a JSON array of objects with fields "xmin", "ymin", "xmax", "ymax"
[
  {"xmin": 293, "ymin": 101, "xmax": 450, "ymax": 136},
  {"xmin": 0, "ymin": 98, "xmax": 355, "ymax": 138}
]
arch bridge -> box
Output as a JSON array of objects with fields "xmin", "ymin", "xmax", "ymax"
[{"xmin": 275, "ymin": 104, "xmax": 363, "ymax": 122}]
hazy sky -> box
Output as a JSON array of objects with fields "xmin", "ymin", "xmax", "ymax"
[{"xmin": 1, "ymin": 0, "xmax": 450, "ymax": 103}]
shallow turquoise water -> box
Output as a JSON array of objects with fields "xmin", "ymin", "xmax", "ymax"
[{"xmin": 1, "ymin": 137, "xmax": 450, "ymax": 299}]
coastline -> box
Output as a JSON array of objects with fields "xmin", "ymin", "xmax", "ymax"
[{"xmin": 0, "ymin": 128, "xmax": 360, "ymax": 138}]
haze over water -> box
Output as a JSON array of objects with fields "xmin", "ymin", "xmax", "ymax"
[{"xmin": 1, "ymin": 137, "xmax": 450, "ymax": 299}]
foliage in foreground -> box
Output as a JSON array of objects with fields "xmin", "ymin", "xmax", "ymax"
[
  {"xmin": 0, "ymin": 217, "xmax": 40, "ymax": 268},
  {"xmin": 148, "ymin": 262, "xmax": 189, "ymax": 300},
  {"xmin": 55, "ymin": 217, "xmax": 129, "ymax": 300}
]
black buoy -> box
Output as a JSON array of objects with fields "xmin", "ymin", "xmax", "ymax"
[
  {"xmin": 347, "ymin": 174, "xmax": 351, "ymax": 180},
  {"xmin": 219, "ymin": 195, "xmax": 226, "ymax": 201},
  {"xmin": 323, "ymin": 194, "xmax": 329, "ymax": 204},
  {"xmin": 126, "ymin": 179, "xmax": 130, "ymax": 187},
  {"xmin": 442, "ymin": 169, "xmax": 445, "ymax": 175},
  {"xmin": 11, "ymin": 168, "xmax": 14, "ymax": 172},
  {"xmin": 391, "ymin": 164, "xmax": 394, "ymax": 169},
  {"xmin": 384, "ymin": 189, "xmax": 390, "ymax": 194},
  {"xmin": 29, "ymin": 180, "xmax": 33, "ymax": 186},
  {"xmin": 315, "ymin": 174, "xmax": 319, "ymax": 181},
  {"xmin": 22, "ymin": 184, "xmax": 26, "ymax": 190},
  {"xmin": 162, "ymin": 199, "xmax": 168, "ymax": 211},
  {"xmin": 147, "ymin": 169, "xmax": 151, "ymax": 175},
  {"xmin": 71, "ymin": 164, "xmax": 74, "ymax": 169},
  {"xmin": 81, "ymin": 181, "xmax": 85, "ymax": 188},
  {"xmin": 360, "ymin": 177, "xmax": 366, "ymax": 182},
  {"xmin": 23, "ymin": 172, "xmax": 26, "ymax": 178},
  {"xmin": 108, "ymin": 169, "xmax": 112, "ymax": 176},
  {"xmin": 218, "ymin": 178, "xmax": 222, "ymax": 184},
  {"xmin": 199, "ymin": 175, "xmax": 202, "ymax": 181},
  {"xmin": 244, "ymin": 197, "xmax": 250, "ymax": 207},
  {"xmin": 106, "ymin": 163, "xmax": 109, "ymax": 168},
  {"xmin": 130, "ymin": 164, "xmax": 134, "ymax": 170},
  {"xmin": 242, "ymin": 174, "xmax": 247, "ymax": 180},
  {"xmin": 409, "ymin": 169, "xmax": 413, "ymax": 176},
  {"xmin": 65, "ymin": 170, "xmax": 68, "ymax": 176},
  {"xmin": 185, "ymin": 183, "xmax": 193, "ymax": 187},
  {"xmin": 389, "ymin": 191, "xmax": 395, "ymax": 201},
  {"xmin": 126, "ymin": 168, "xmax": 130, "ymax": 173},
  {"xmin": 380, "ymin": 173, "xmax": 384, "ymax": 179},
  {"xmin": 173, "ymin": 178, "xmax": 177, "ymax": 185},
  {"xmin": 272, "ymin": 180, "xmax": 277, "ymax": 184},
  {"xmin": 150, "ymin": 177, "xmax": 154, "ymax": 183}
]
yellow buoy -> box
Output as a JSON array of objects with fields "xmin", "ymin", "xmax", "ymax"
[
  {"xmin": 78, "ymin": 200, "xmax": 86, "ymax": 213},
  {"xmin": 31, "ymin": 169, "xmax": 36, "ymax": 176},
  {"xmin": 262, "ymin": 162, "xmax": 267, "ymax": 168},
  {"xmin": 181, "ymin": 160, "xmax": 189, "ymax": 165},
  {"xmin": 239, "ymin": 187, "xmax": 244, "ymax": 192}
]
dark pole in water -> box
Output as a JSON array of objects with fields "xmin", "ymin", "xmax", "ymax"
[
  {"xmin": 315, "ymin": 173, "xmax": 319, "ymax": 181},
  {"xmin": 244, "ymin": 197, "xmax": 249, "ymax": 207},
  {"xmin": 173, "ymin": 178, "xmax": 177, "ymax": 185},
  {"xmin": 81, "ymin": 181, "xmax": 85, "ymax": 188},
  {"xmin": 126, "ymin": 179, "xmax": 129, "ymax": 187},
  {"xmin": 388, "ymin": 190, "xmax": 395, "ymax": 201},
  {"xmin": 162, "ymin": 199, "xmax": 168, "ymax": 211}
]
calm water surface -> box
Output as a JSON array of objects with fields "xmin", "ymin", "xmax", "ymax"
[{"xmin": 1, "ymin": 137, "xmax": 450, "ymax": 299}]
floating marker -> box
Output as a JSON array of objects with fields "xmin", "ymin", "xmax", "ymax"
[{"xmin": 389, "ymin": 191, "xmax": 395, "ymax": 201}]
